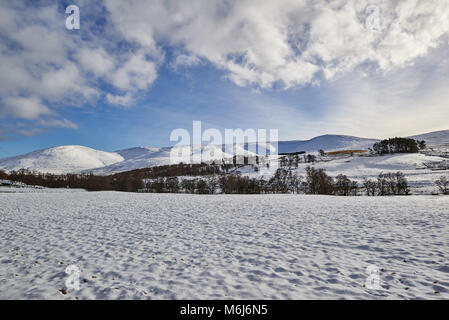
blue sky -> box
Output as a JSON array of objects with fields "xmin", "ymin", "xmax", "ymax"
[
  {"xmin": 1, "ymin": 1, "xmax": 449, "ymax": 158},
  {"xmin": 0, "ymin": 58, "xmax": 332, "ymax": 157}
]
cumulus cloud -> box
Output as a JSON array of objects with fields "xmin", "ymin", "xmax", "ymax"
[
  {"xmin": 75, "ymin": 47, "xmax": 115, "ymax": 77},
  {"xmin": 0, "ymin": 1, "xmax": 160, "ymax": 134},
  {"xmin": 1, "ymin": 0, "xmax": 449, "ymax": 138},
  {"xmin": 109, "ymin": 51, "xmax": 158, "ymax": 91},
  {"xmin": 0, "ymin": 97, "xmax": 53, "ymax": 120},
  {"xmin": 104, "ymin": 0, "xmax": 449, "ymax": 88}
]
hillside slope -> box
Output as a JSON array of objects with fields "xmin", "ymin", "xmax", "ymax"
[
  {"xmin": 278, "ymin": 135, "xmax": 378, "ymax": 153},
  {"xmin": 409, "ymin": 130, "xmax": 449, "ymax": 146}
]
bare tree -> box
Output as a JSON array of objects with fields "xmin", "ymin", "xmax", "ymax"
[{"xmin": 363, "ymin": 178, "xmax": 377, "ymax": 196}]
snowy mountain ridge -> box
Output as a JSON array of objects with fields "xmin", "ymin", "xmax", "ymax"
[
  {"xmin": 1, "ymin": 130, "xmax": 448, "ymax": 175},
  {"xmin": 0, "ymin": 145, "xmax": 124, "ymax": 175}
]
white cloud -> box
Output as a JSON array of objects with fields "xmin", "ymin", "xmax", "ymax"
[
  {"xmin": 0, "ymin": 1, "xmax": 160, "ymax": 129},
  {"xmin": 1, "ymin": 97, "xmax": 52, "ymax": 120},
  {"xmin": 76, "ymin": 47, "xmax": 115, "ymax": 77},
  {"xmin": 17, "ymin": 128, "xmax": 43, "ymax": 137},
  {"xmin": 106, "ymin": 93, "xmax": 135, "ymax": 107},
  {"xmin": 109, "ymin": 51, "xmax": 158, "ymax": 91},
  {"xmin": 173, "ymin": 54, "xmax": 202, "ymax": 68},
  {"xmin": 104, "ymin": 0, "xmax": 449, "ymax": 88},
  {"xmin": 316, "ymin": 45, "xmax": 449, "ymax": 138},
  {"xmin": 38, "ymin": 118, "xmax": 79, "ymax": 129},
  {"xmin": 1, "ymin": 0, "xmax": 449, "ymax": 138}
]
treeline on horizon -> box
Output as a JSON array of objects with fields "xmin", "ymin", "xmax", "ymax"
[
  {"xmin": 0, "ymin": 158, "xmax": 267, "ymax": 192},
  {"xmin": 141, "ymin": 168, "xmax": 411, "ymax": 196},
  {"xmin": 0, "ymin": 164, "xmax": 411, "ymax": 196},
  {"xmin": 1, "ymin": 162, "xmax": 234, "ymax": 192}
]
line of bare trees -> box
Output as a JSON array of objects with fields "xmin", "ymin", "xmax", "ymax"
[
  {"xmin": 0, "ymin": 165, "xmax": 421, "ymax": 196},
  {"xmin": 362, "ymin": 172, "xmax": 410, "ymax": 196},
  {"xmin": 140, "ymin": 167, "xmax": 411, "ymax": 196}
]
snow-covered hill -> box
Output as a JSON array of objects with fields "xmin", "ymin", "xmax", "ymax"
[
  {"xmin": 409, "ymin": 130, "xmax": 449, "ymax": 146},
  {"xmin": 91, "ymin": 144, "xmax": 256, "ymax": 174},
  {"xmin": 278, "ymin": 134, "xmax": 378, "ymax": 153},
  {"xmin": 0, "ymin": 146, "xmax": 124, "ymax": 174},
  {"xmin": 1, "ymin": 130, "xmax": 448, "ymax": 175},
  {"xmin": 94, "ymin": 147, "xmax": 175, "ymax": 174}
]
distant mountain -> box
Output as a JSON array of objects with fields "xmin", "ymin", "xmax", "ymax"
[
  {"xmin": 1, "ymin": 130, "xmax": 448, "ymax": 175},
  {"xmin": 0, "ymin": 145, "xmax": 123, "ymax": 174}
]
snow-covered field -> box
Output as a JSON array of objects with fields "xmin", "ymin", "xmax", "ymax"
[
  {"xmin": 1, "ymin": 191, "xmax": 448, "ymax": 300},
  {"xmin": 240, "ymin": 153, "xmax": 449, "ymax": 195}
]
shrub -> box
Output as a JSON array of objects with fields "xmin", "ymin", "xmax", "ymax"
[
  {"xmin": 0, "ymin": 169, "xmax": 8, "ymax": 180},
  {"xmin": 435, "ymin": 176, "xmax": 449, "ymax": 194}
]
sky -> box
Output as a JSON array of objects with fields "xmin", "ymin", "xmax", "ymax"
[{"xmin": 1, "ymin": 0, "xmax": 449, "ymax": 158}]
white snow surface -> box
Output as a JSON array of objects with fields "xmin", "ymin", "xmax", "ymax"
[{"xmin": 1, "ymin": 192, "xmax": 448, "ymax": 300}]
